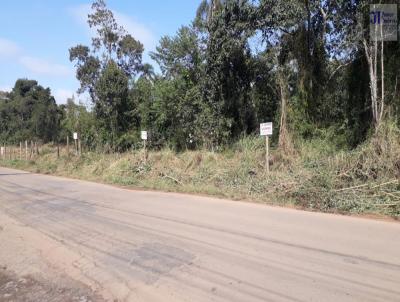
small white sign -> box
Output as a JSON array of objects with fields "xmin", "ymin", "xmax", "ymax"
[
  {"xmin": 0, "ymin": 147, "xmax": 4, "ymax": 156},
  {"xmin": 73, "ymin": 132, "xmax": 78, "ymax": 140},
  {"xmin": 260, "ymin": 122, "xmax": 273, "ymax": 136},
  {"xmin": 141, "ymin": 131, "xmax": 148, "ymax": 140},
  {"xmin": 370, "ymin": 4, "xmax": 398, "ymax": 41}
]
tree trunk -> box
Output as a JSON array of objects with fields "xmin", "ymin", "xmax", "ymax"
[
  {"xmin": 363, "ymin": 20, "xmax": 386, "ymax": 130},
  {"xmin": 380, "ymin": 22, "xmax": 385, "ymax": 123},
  {"xmin": 278, "ymin": 69, "xmax": 292, "ymax": 153},
  {"xmin": 363, "ymin": 38, "xmax": 379, "ymax": 128}
]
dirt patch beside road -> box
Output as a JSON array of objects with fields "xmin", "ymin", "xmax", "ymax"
[
  {"xmin": 0, "ymin": 211, "xmax": 112, "ymax": 301},
  {"xmin": 0, "ymin": 269, "xmax": 105, "ymax": 302}
]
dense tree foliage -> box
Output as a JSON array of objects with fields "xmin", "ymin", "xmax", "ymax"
[
  {"xmin": 59, "ymin": 97, "xmax": 97, "ymax": 148},
  {"xmin": 69, "ymin": 0, "xmax": 143, "ymax": 149},
  {"xmin": 2, "ymin": 0, "xmax": 400, "ymax": 152},
  {"xmin": 0, "ymin": 79, "xmax": 60, "ymax": 143}
]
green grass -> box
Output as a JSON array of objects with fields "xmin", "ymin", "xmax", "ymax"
[{"xmin": 2, "ymin": 121, "xmax": 400, "ymax": 218}]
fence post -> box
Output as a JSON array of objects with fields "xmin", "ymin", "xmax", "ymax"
[
  {"xmin": 265, "ymin": 135, "xmax": 269, "ymax": 173},
  {"xmin": 67, "ymin": 135, "xmax": 69, "ymax": 156},
  {"xmin": 144, "ymin": 139, "xmax": 147, "ymax": 163},
  {"xmin": 25, "ymin": 140, "xmax": 28, "ymax": 160}
]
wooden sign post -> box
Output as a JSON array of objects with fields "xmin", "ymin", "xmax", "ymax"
[
  {"xmin": 265, "ymin": 135, "xmax": 269, "ymax": 172},
  {"xmin": 141, "ymin": 131, "xmax": 148, "ymax": 163},
  {"xmin": 260, "ymin": 122, "xmax": 273, "ymax": 173},
  {"xmin": 73, "ymin": 132, "xmax": 78, "ymax": 155},
  {"xmin": 67, "ymin": 135, "xmax": 70, "ymax": 156}
]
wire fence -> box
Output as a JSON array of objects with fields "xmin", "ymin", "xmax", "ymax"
[{"xmin": 0, "ymin": 138, "xmax": 82, "ymax": 161}]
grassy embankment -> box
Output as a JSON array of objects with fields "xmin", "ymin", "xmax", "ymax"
[{"xmin": 1, "ymin": 122, "xmax": 400, "ymax": 218}]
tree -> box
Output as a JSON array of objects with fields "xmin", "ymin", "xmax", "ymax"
[
  {"xmin": 59, "ymin": 97, "xmax": 97, "ymax": 148},
  {"xmin": 0, "ymin": 79, "xmax": 60, "ymax": 143},
  {"xmin": 147, "ymin": 25, "xmax": 205, "ymax": 150},
  {"xmin": 0, "ymin": 91, "xmax": 9, "ymax": 101},
  {"xmin": 250, "ymin": 52, "xmax": 280, "ymax": 127},
  {"xmin": 255, "ymin": 0, "xmax": 303, "ymax": 150},
  {"xmin": 69, "ymin": 0, "xmax": 144, "ymax": 148},
  {"xmin": 200, "ymin": 0, "xmax": 256, "ymax": 147},
  {"xmin": 95, "ymin": 60, "xmax": 130, "ymax": 147},
  {"xmin": 328, "ymin": 0, "xmax": 399, "ymax": 130},
  {"xmin": 151, "ymin": 26, "xmax": 203, "ymax": 83}
]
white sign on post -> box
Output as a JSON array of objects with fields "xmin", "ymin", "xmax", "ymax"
[
  {"xmin": 260, "ymin": 122, "xmax": 273, "ymax": 173},
  {"xmin": 73, "ymin": 132, "xmax": 78, "ymax": 140},
  {"xmin": 141, "ymin": 131, "xmax": 148, "ymax": 140},
  {"xmin": 260, "ymin": 122, "xmax": 273, "ymax": 136}
]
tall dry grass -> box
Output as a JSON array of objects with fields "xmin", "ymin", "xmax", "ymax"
[{"xmin": 2, "ymin": 121, "xmax": 399, "ymax": 218}]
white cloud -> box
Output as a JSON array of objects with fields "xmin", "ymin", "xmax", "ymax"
[
  {"xmin": 69, "ymin": 4, "xmax": 157, "ymax": 52},
  {"xmin": 0, "ymin": 86, "xmax": 11, "ymax": 92},
  {"xmin": 0, "ymin": 37, "xmax": 72, "ymax": 77},
  {"xmin": 0, "ymin": 38, "xmax": 21, "ymax": 58},
  {"xmin": 69, "ymin": 4, "xmax": 91, "ymax": 27},
  {"xmin": 54, "ymin": 89, "xmax": 75, "ymax": 104},
  {"xmin": 19, "ymin": 56, "xmax": 72, "ymax": 77},
  {"xmin": 113, "ymin": 12, "xmax": 157, "ymax": 52}
]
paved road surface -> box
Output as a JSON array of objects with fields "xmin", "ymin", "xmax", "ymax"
[{"xmin": 0, "ymin": 167, "xmax": 399, "ymax": 301}]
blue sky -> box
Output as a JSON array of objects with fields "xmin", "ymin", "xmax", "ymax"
[{"xmin": 0, "ymin": 0, "xmax": 201, "ymax": 103}]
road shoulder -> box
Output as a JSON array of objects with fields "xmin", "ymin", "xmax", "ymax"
[{"xmin": 0, "ymin": 210, "xmax": 114, "ymax": 301}]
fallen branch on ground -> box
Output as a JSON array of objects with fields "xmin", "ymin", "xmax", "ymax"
[
  {"xmin": 161, "ymin": 174, "xmax": 184, "ymax": 186},
  {"xmin": 334, "ymin": 183, "xmax": 369, "ymax": 192},
  {"xmin": 371, "ymin": 179, "xmax": 399, "ymax": 188}
]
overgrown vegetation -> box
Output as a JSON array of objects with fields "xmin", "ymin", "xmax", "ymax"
[
  {"xmin": 2, "ymin": 120, "xmax": 399, "ymax": 218},
  {"xmin": 1, "ymin": 0, "xmax": 400, "ymax": 217}
]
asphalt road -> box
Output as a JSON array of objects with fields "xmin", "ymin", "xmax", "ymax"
[{"xmin": 0, "ymin": 167, "xmax": 399, "ymax": 302}]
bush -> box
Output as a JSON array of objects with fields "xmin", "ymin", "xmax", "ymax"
[{"xmin": 115, "ymin": 132, "xmax": 141, "ymax": 152}]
